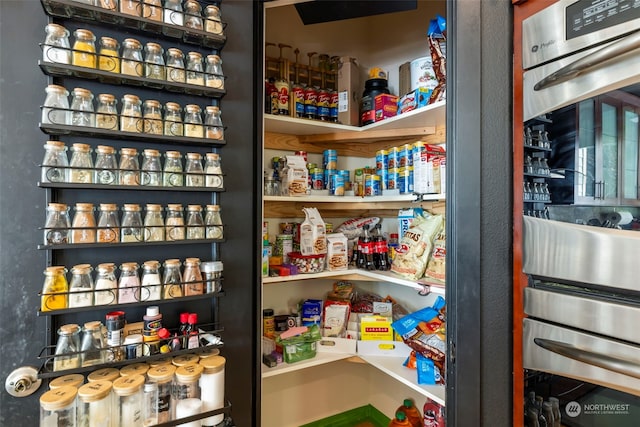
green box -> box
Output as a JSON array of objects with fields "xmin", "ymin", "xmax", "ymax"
[
  {"xmin": 300, "ymin": 404, "xmax": 390, "ymax": 427},
  {"xmin": 282, "ymin": 340, "xmax": 317, "ymax": 364}
]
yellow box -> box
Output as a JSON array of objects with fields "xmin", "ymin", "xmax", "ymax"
[{"xmin": 359, "ymin": 315, "xmax": 393, "ymax": 341}]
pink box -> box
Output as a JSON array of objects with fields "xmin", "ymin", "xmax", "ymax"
[{"xmin": 374, "ymin": 94, "xmax": 399, "ymax": 122}]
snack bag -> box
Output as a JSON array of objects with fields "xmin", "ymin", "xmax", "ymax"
[
  {"xmin": 281, "ymin": 155, "xmax": 308, "ymax": 196},
  {"xmin": 300, "ymin": 207, "xmax": 327, "ymax": 255},
  {"xmin": 391, "ymin": 214, "xmax": 444, "ymax": 280},
  {"xmin": 427, "ymin": 14, "xmax": 446, "ymax": 104},
  {"xmin": 423, "ymin": 228, "xmax": 446, "ymax": 283}
]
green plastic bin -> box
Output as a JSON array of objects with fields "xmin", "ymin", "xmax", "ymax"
[{"xmin": 299, "ymin": 404, "xmax": 390, "ymax": 427}]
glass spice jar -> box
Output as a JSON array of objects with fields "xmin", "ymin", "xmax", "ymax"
[
  {"xmin": 113, "ymin": 375, "xmax": 145, "ymax": 426},
  {"xmin": 41, "ymin": 266, "xmax": 68, "ymax": 312},
  {"xmin": 68, "ymin": 264, "xmax": 94, "ymax": 308},
  {"xmin": 143, "ymin": 0, "xmax": 163, "ymax": 22},
  {"xmin": 72, "ymin": 28, "xmax": 96, "ymax": 68},
  {"xmin": 166, "ymin": 48, "xmax": 186, "ymax": 83},
  {"xmin": 121, "ymin": 38, "xmax": 143, "ymax": 77},
  {"xmin": 41, "ymin": 140, "xmax": 69, "ymax": 184},
  {"xmin": 71, "ymin": 202, "xmax": 96, "ymax": 244},
  {"xmin": 204, "ymin": 5, "xmax": 223, "ymax": 35},
  {"xmin": 42, "ymin": 84, "xmax": 70, "ymax": 125},
  {"xmin": 70, "ymin": 87, "xmax": 96, "ymax": 127},
  {"xmin": 94, "ymin": 145, "xmax": 118, "ymax": 185},
  {"xmin": 165, "ymin": 204, "xmax": 185, "ymax": 241},
  {"xmin": 43, "ymin": 23, "xmax": 71, "ymax": 64},
  {"xmin": 54, "ymin": 323, "xmax": 81, "ymax": 371},
  {"xmin": 184, "ymin": 104, "xmax": 203, "ymax": 138},
  {"xmin": 144, "ymin": 204, "xmax": 165, "ymax": 242},
  {"xmin": 94, "ymin": 262, "xmax": 118, "ymax": 306},
  {"xmin": 39, "ymin": 386, "xmax": 78, "ymax": 427},
  {"xmin": 97, "ymin": 203, "xmax": 120, "ymax": 243},
  {"xmin": 186, "ymin": 51, "xmax": 204, "ymax": 86},
  {"xmin": 163, "ymin": 151, "xmax": 184, "ymax": 186},
  {"xmin": 204, "ymin": 105, "xmax": 223, "ymax": 140},
  {"xmin": 185, "ymin": 205, "xmax": 205, "ymax": 240},
  {"xmin": 183, "ymin": 257, "xmax": 204, "ymax": 295},
  {"xmin": 77, "ymin": 380, "xmax": 113, "ymax": 427},
  {"xmin": 164, "ymin": 102, "xmax": 183, "ymax": 136},
  {"xmin": 119, "ymin": 147, "xmax": 140, "ymax": 185},
  {"xmin": 141, "ymin": 149, "xmax": 162, "ymax": 186},
  {"xmin": 164, "ymin": 0, "xmax": 184, "ymax": 26},
  {"xmin": 120, "ymin": 94, "xmax": 143, "ymax": 132},
  {"xmin": 120, "ymin": 0, "xmax": 141, "ymax": 17},
  {"xmin": 118, "ymin": 262, "xmax": 141, "ymax": 303},
  {"xmin": 121, "ymin": 204, "xmax": 144, "ymax": 242},
  {"xmin": 185, "ymin": 152, "xmax": 204, "ymax": 187},
  {"xmin": 141, "ymin": 260, "xmax": 162, "ymax": 301},
  {"xmin": 144, "ymin": 42, "xmax": 165, "ymax": 80},
  {"xmin": 146, "ymin": 364, "xmax": 176, "ymax": 424},
  {"xmin": 205, "ymin": 54, "xmax": 224, "ymax": 89},
  {"xmin": 143, "ymin": 99, "xmax": 163, "ymax": 135},
  {"xmin": 69, "ymin": 142, "xmax": 93, "ymax": 184},
  {"xmin": 200, "ymin": 261, "xmax": 223, "ymax": 293},
  {"xmin": 80, "ymin": 320, "xmax": 106, "ymax": 367},
  {"xmin": 172, "ymin": 364, "xmax": 203, "ymax": 421},
  {"xmin": 45, "ymin": 202, "xmax": 71, "ymax": 245},
  {"xmin": 184, "ymin": 0, "xmax": 203, "ymax": 30},
  {"xmin": 205, "ymin": 204, "xmax": 223, "ymax": 239},
  {"xmin": 96, "ymin": 93, "xmax": 119, "ymax": 130},
  {"xmin": 98, "ymin": 36, "xmax": 120, "ymax": 73},
  {"xmin": 162, "ymin": 259, "xmax": 183, "ymax": 299},
  {"xmin": 96, "ymin": 0, "xmax": 118, "ymax": 11},
  {"xmin": 204, "ymin": 152, "xmax": 223, "ymax": 188}
]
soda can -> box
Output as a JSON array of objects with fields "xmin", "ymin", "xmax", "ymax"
[
  {"xmin": 388, "ymin": 146, "xmax": 399, "ymax": 169},
  {"xmin": 329, "ymin": 173, "xmax": 345, "ymax": 196},
  {"xmin": 375, "ymin": 149, "xmax": 389, "ymax": 171},
  {"xmin": 329, "ymin": 90, "xmax": 339, "ymax": 123},
  {"xmin": 323, "ymin": 149, "xmax": 337, "ymax": 170},
  {"xmin": 310, "ymin": 168, "xmax": 324, "ymax": 190},
  {"xmin": 304, "ymin": 86, "xmax": 317, "ymax": 120},
  {"xmin": 364, "ymin": 174, "xmax": 381, "ymax": 196},
  {"xmin": 339, "ymin": 169, "xmax": 351, "ymax": 191},
  {"xmin": 387, "ymin": 167, "xmax": 399, "ymax": 190},
  {"xmin": 290, "ymin": 83, "xmax": 305, "ymax": 118},
  {"xmin": 317, "ymin": 89, "xmax": 330, "ymax": 121}
]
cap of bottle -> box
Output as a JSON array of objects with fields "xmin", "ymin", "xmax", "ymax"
[
  {"xmin": 188, "ymin": 313, "xmax": 198, "ymax": 325},
  {"xmin": 157, "ymin": 328, "xmax": 170, "ymax": 340},
  {"xmin": 180, "ymin": 312, "xmax": 189, "ymax": 324},
  {"xmin": 146, "ymin": 306, "xmax": 160, "ymax": 317}
]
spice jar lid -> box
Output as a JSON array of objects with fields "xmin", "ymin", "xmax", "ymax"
[
  {"xmin": 71, "ymin": 143, "xmax": 91, "ymax": 152},
  {"xmin": 186, "ymin": 152, "xmax": 202, "ymax": 160},
  {"xmin": 120, "ymin": 262, "xmax": 139, "ymax": 271},
  {"xmin": 45, "ymin": 23, "xmax": 69, "ymax": 37},
  {"xmin": 143, "ymin": 149, "xmax": 160, "ymax": 157},
  {"xmin": 143, "ymin": 99, "xmax": 161, "ymax": 109},
  {"xmin": 96, "ymin": 262, "xmax": 116, "ymax": 273},
  {"xmin": 74, "ymin": 202, "xmax": 94, "ymax": 211},
  {"xmin": 145, "ymin": 42, "xmax": 162, "ymax": 52},
  {"xmin": 147, "ymin": 364, "xmax": 176, "ymax": 383},
  {"xmin": 145, "ymin": 204, "xmax": 162, "ymax": 212},
  {"xmin": 72, "ymin": 87, "xmax": 93, "ymax": 98},
  {"xmin": 122, "ymin": 94, "xmax": 141, "ymax": 103},
  {"xmin": 163, "ymin": 259, "xmax": 181, "ymax": 267},
  {"xmin": 186, "ymin": 205, "xmax": 202, "ymax": 212},
  {"xmin": 59, "ymin": 323, "xmax": 80, "ymax": 335},
  {"xmin": 47, "ymin": 202, "xmax": 68, "ymax": 211},
  {"xmin": 165, "ymin": 150, "xmax": 181, "ymax": 158},
  {"xmin": 206, "ymin": 204, "xmax": 220, "ymax": 212},
  {"xmin": 185, "ymin": 104, "xmax": 201, "ymax": 113},
  {"xmin": 39, "ymin": 385, "xmax": 78, "ymax": 410},
  {"xmin": 175, "ymin": 363, "xmax": 204, "ymax": 382},
  {"xmin": 199, "ymin": 355, "xmax": 226, "ymax": 374},
  {"xmin": 184, "ymin": 257, "xmax": 201, "ymax": 265},
  {"xmin": 205, "ymin": 152, "xmax": 219, "ymax": 160},
  {"xmin": 123, "ymin": 204, "xmax": 141, "ymax": 211},
  {"xmin": 143, "ymin": 260, "xmax": 160, "ymax": 269},
  {"xmin": 112, "ymin": 374, "xmax": 145, "ymax": 396},
  {"xmin": 184, "ymin": 0, "xmax": 202, "ymax": 11},
  {"xmin": 44, "ymin": 140, "xmax": 66, "ymax": 149},
  {"xmin": 44, "ymin": 266, "xmax": 66, "ymax": 275},
  {"xmin": 100, "ymin": 36, "xmax": 118, "ymax": 49},
  {"xmin": 87, "ymin": 367, "xmax": 120, "ymax": 382},
  {"xmin": 122, "ymin": 38, "xmax": 142, "ymax": 49},
  {"xmin": 70, "ymin": 263, "xmax": 92, "ymax": 273},
  {"xmin": 172, "ymin": 353, "xmax": 200, "ymax": 367},
  {"xmin": 206, "ymin": 54, "xmax": 221, "ymax": 63},
  {"xmin": 99, "ymin": 203, "xmax": 117, "ymax": 211},
  {"xmin": 120, "ymin": 362, "xmax": 148, "ymax": 377},
  {"xmin": 148, "ymin": 356, "xmax": 173, "ymax": 367},
  {"xmin": 96, "ymin": 145, "xmax": 115, "ymax": 154},
  {"xmin": 73, "ymin": 28, "xmax": 95, "ymax": 41},
  {"xmin": 200, "ymin": 261, "xmax": 223, "ymax": 273},
  {"xmin": 205, "ymin": 105, "xmax": 220, "ymax": 113},
  {"xmin": 49, "ymin": 373, "xmax": 84, "ymax": 390},
  {"xmin": 46, "ymin": 84, "xmax": 68, "ymax": 94},
  {"xmin": 167, "ymin": 203, "xmax": 183, "ymax": 211},
  {"xmin": 120, "ymin": 147, "xmax": 138, "ymax": 156},
  {"xmin": 187, "ymin": 51, "xmax": 203, "ymax": 61},
  {"xmin": 77, "ymin": 380, "xmax": 112, "ymax": 402},
  {"xmin": 83, "ymin": 320, "xmax": 101, "ymax": 331},
  {"xmin": 198, "ymin": 347, "xmax": 220, "ymax": 359},
  {"xmin": 167, "ymin": 48, "xmax": 184, "ymax": 58}
]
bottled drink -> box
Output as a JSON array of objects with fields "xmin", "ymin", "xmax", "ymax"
[
  {"xmin": 178, "ymin": 312, "xmax": 189, "ymax": 349},
  {"xmin": 397, "ymin": 399, "xmax": 422, "ymax": 427},
  {"xmin": 356, "ymin": 224, "xmax": 375, "ymax": 270},
  {"xmin": 186, "ymin": 313, "xmax": 199, "ymax": 349},
  {"xmin": 388, "ymin": 411, "xmax": 411, "ymax": 427},
  {"xmin": 373, "ymin": 224, "xmax": 390, "ymax": 270}
]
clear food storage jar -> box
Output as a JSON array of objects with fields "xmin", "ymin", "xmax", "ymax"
[
  {"xmin": 199, "ymin": 355, "xmax": 226, "ymax": 426},
  {"xmin": 113, "ymin": 374, "xmax": 145, "ymax": 426},
  {"xmin": 146, "ymin": 364, "xmax": 176, "ymax": 424},
  {"xmin": 40, "ymin": 385, "xmax": 77, "ymax": 427},
  {"xmin": 172, "ymin": 364, "xmax": 203, "ymax": 422},
  {"xmin": 77, "ymin": 380, "xmax": 113, "ymax": 427}
]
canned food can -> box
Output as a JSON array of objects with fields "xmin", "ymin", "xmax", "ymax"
[
  {"xmin": 291, "ymin": 83, "xmax": 305, "ymax": 118},
  {"xmin": 364, "ymin": 174, "xmax": 382, "ymax": 196},
  {"xmin": 275, "ymin": 234, "xmax": 294, "ymax": 263},
  {"xmin": 398, "ymin": 144, "xmax": 412, "ymax": 168},
  {"xmin": 317, "ymin": 89, "xmax": 330, "ymax": 121},
  {"xmin": 412, "ymin": 141, "xmax": 426, "ymax": 158},
  {"xmin": 339, "ymin": 169, "xmax": 351, "ymax": 191},
  {"xmin": 279, "ymin": 222, "xmax": 295, "ymax": 235},
  {"xmin": 408, "ymin": 165, "xmax": 414, "ymax": 192},
  {"xmin": 376, "ymin": 149, "xmax": 389, "ymax": 171},
  {"xmin": 398, "ymin": 166, "xmax": 411, "ymax": 194},
  {"xmin": 323, "ymin": 149, "xmax": 337, "ymax": 170},
  {"xmin": 376, "ymin": 168, "xmax": 388, "ymax": 190},
  {"xmin": 324, "ymin": 169, "xmax": 337, "ymax": 190},
  {"xmin": 311, "ymin": 168, "xmax": 324, "ymax": 190},
  {"xmin": 388, "ymin": 146, "xmax": 399, "ymax": 169},
  {"xmin": 329, "ymin": 173, "xmax": 345, "ymax": 196},
  {"xmin": 274, "ymin": 79, "xmax": 290, "ymax": 116},
  {"xmin": 387, "ymin": 167, "xmax": 399, "ymax": 190},
  {"xmin": 329, "ymin": 90, "xmax": 339, "ymax": 123},
  {"xmin": 304, "ymin": 86, "xmax": 317, "ymax": 120}
]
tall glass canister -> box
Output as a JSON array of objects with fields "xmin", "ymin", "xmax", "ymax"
[
  {"xmin": 96, "ymin": 94, "xmax": 118, "ymax": 131},
  {"xmin": 77, "ymin": 380, "xmax": 113, "ymax": 427},
  {"xmin": 146, "ymin": 364, "xmax": 176, "ymax": 424},
  {"xmin": 141, "ymin": 149, "xmax": 162, "ymax": 186},
  {"xmin": 43, "ymin": 23, "xmax": 71, "ymax": 64},
  {"xmin": 97, "ymin": 203, "xmax": 120, "ymax": 243},
  {"xmin": 71, "ymin": 202, "xmax": 96, "ymax": 244},
  {"xmin": 40, "ymin": 385, "xmax": 78, "ymax": 427},
  {"xmin": 118, "ymin": 147, "xmax": 140, "ymax": 186},
  {"xmin": 68, "ymin": 264, "xmax": 94, "ymax": 308},
  {"xmin": 199, "ymin": 355, "xmax": 226, "ymax": 427},
  {"xmin": 113, "ymin": 374, "xmax": 145, "ymax": 426},
  {"xmin": 144, "ymin": 204, "xmax": 165, "ymax": 242}
]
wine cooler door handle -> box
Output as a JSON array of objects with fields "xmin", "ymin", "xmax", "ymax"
[
  {"xmin": 534, "ymin": 337, "xmax": 640, "ymax": 380},
  {"xmin": 534, "ymin": 30, "xmax": 640, "ymax": 91}
]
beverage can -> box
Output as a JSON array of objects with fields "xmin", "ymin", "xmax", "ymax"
[
  {"xmin": 323, "ymin": 149, "xmax": 337, "ymax": 170},
  {"xmin": 324, "ymin": 169, "xmax": 336, "ymax": 190}
]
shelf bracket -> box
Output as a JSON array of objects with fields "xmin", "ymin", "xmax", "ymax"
[{"xmin": 417, "ymin": 283, "xmax": 431, "ymax": 296}]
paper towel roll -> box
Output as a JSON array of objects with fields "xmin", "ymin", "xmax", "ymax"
[{"xmin": 607, "ymin": 211, "xmax": 633, "ymax": 226}]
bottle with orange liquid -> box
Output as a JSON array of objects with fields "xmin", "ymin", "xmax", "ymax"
[
  {"xmin": 388, "ymin": 410, "xmax": 412, "ymax": 427},
  {"xmin": 397, "ymin": 399, "xmax": 422, "ymax": 427}
]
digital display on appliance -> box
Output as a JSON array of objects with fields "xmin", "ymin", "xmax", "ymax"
[{"xmin": 566, "ymin": 0, "xmax": 640, "ymax": 40}]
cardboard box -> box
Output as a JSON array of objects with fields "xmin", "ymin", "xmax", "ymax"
[
  {"xmin": 374, "ymin": 94, "xmax": 399, "ymax": 122},
  {"xmin": 337, "ymin": 57, "xmax": 360, "ymax": 126},
  {"xmin": 399, "ymin": 61, "xmax": 412, "ymax": 98},
  {"xmin": 413, "ymin": 145, "xmax": 446, "ymax": 194},
  {"xmin": 360, "ymin": 315, "xmax": 393, "ymax": 341},
  {"xmin": 398, "ymin": 87, "xmax": 431, "ymax": 115}
]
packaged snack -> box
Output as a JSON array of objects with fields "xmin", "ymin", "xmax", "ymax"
[
  {"xmin": 424, "ymin": 228, "xmax": 446, "ymax": 283},
  {"xmin": 322, "ymin": 300, "xmax": 350, "ymax": 337},
  {"xmin": 300, "ymin": 207, "xmax": 327, "ymax": 255},
  {"xmin": 301, "ymin": 299, "xmax": 323, "ymax": 326},
  {"xmin": 391, "ymin": 214, "xmax": 444, "ymax": 280},
  {"xmin": 326, "ymin": 233, "xmax": 348, "ymax": 271},
  {"xmin": 281, "ymin": 155, "xmax": 308, "ymax": 196},
  {"xmin": 427, "ymin": 15, "xmax": 446, "ymax": 104}
]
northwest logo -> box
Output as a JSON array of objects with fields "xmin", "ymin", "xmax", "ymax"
[{"xmin": 565, "ymin": 401, "xmax": 581, "ymax": 418}]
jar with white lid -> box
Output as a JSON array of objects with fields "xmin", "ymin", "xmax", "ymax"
[
  {"xmin": 199, "ymin": 355, "xmax": 226, "ymax": 426},
  {"xmin": 121, "ymin": 38, "xmax": 143, "ymax": 76},
  {"xmin": 141, "ymin": 260, "xmax": 162, "ymax": 300},
  {"xmin": 113, "ymin": 374, "xmax": 145, "ymax": 425},
  {"xmin": 94, "ymin": 262, "xmax": 117, "ymax": 305},
  {"xmin": 205, "ymin": 55, "xmax": 224, "ymax": 89},
  {"xmin": 172, "ymin": 364, "xmax": 203, "ymax": 421},
  {"xmin": 204, "ymin": 5, "xmax": 223, "ymax": 35},
  {"xmin": 164, "ymin": 102, "xmax": 183, "ymax": 136},
  {"xmin": 42, "ymin": 141, "xmax": 69, "ymax": 183},
  {"xmin": 204, "ymin": 205, "xmax": 223, "ymax": 239},
  {"xmin": 200, "ymin": 261, "xmax": 223, "ymax": 293},
  {"xmin": 54, "ymin": 323, "xmax": 81, "ymax": 372},
  {"xmin": 96, "ymin": 94, "xmax": 118, "ymax": 130},
  {"xmin": 119, "ymin": 147, "xmax": 140, "ymax": 185},
  {"xmin": 140, "ymin": 149, "xmax": 162, "ymax": 187},
  {"xmin": 204, "ymin": 152, "xmax": 223, "ymax": 189},
  {"xmin": 186, "ymin": 51, "xmax": 204, "ymax": 86},
  {"xmin": 144, "ymin": 42, "xmax": 165, "ymax": 80},
  {"xmin": 77, "ymin": 380, "xmax": 113, "ymax": 427},
  {"xmin": 183, "ymin": 257, "xmax": 204, "ymax": 295},
  {"xmin": 204, "ymin": 105, "xmax": 223, "ymax": 140},
  {"xmin": 162, "ymin": 259, "xmax": 183, "ymax": 299},
  {"xmin": 43, "ymin": 84, "xmax": 70, "ymax": 125},
  {"xmin": 166, "ymin": 48, "xmax": 185, "ymax": 83},
  {"xmin": 80, "ymin": 320, "xmax": 106, "ymax": 367},
  {"xmin": 165, "ymin": 204, "xmax": 185, "ymax": 241},
  {"xmin": 120, "ymin": 94, "xmax": 142, "ymax": 132},
  {"xmin": 94, "ymin": 145, "xmax": 117, "ymax": 185},
  {"xmin": 97, "ymin": 204, "xmax": 120, "ymax": 243},
  {"xmin": 143, "ymin": 99, "xmax": 163, "ymax": 135},
  {"xmin": 184, "ymin": 0, "xmax": 203, "ymax": 30},
  {"xmin": 45, "ymin": 202, "xmax": 71, "ymax": 245},
  {"xmin": 40, "ymin": 385, "xmax": 78, "ymax": 426},
  {"xmin": 68, "ymin": 264, "xmax": 94, "ymax": 308},
  {"xmin": 186, "ymin": 205, "xmax": 205, "ymax": 240},
  {"xmin": 163, "ymin": 151, "xmax": 183, "ymax": 187},
  {"xmin": 71, "ymin": 202, "xmax": 96, "ymax": 244},
  {"xmin": 118, "ymin": 262, "xmax": 141, "ymax": 303},
  {"xmin": 143, "ymin": 205, "xmax": 165, "ymax": 242},
  {"xmin": 70, "ymin": 87, "xmax": 95, "ymax": 127},
  {"xmin": 43, "ymin": 23, "xmax": 71, "ymax": 64},
  {"xmin": 164, "ymin": 0, "xmax": 184, "ymax": 26},
  {"xmin": 185, "ymin": 152, "xmax": 204, "ymax": 187},
  {"xmin": 69, "ymin": 143, "xmax": 93, "ymax": 184},
  {"xmin": 184, "ymin": 104, "xmax": 203, "ymax": 138},
  {"xmin": 121, "ymin": 204, "xmax": 143, "ymax": 243},
  {"xmin": 49, "ymin": 373, "xmax": 84, "ymax": 390},
  {"xmin": 147, "ymin": 364, "xmax": 176, "ymax": 424}
]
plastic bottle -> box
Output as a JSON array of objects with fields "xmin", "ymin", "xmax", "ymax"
[
  {"xmin": 388, "ymin": 410, "xmax": 411, "ymax": 427},
  {"xmin": 178, "ymin": 312, "xmax": 189, "ymax": 349},
  {"xmin": 356, "ymin": 224, "xmax": 375, "ymax": 270},
  {"xmin": 373, "ymin": 223, "xmax": 390, "ymax": 271},
  {"xmin": 397, "ymin": 399, "xmax": 422, "ymax": 427},
  {"xmin": 186, "ymin": 313, "xmax": 199, "ymax": 349}
]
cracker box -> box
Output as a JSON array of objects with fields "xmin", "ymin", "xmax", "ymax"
[
  {"xmin": 374, "ymin": 94, "xmax": 399, "ymax": 122},
  {"xmin": 398, "ymin": 87, "xmax": 431, "ymax": 115},
  {"xmin": 413, "ymin": 145, "xmax": 446, "ymax": 194},
  {"xmin": 326, "ymin": 233, "xmax": 348, "ymax": 271},
  {"xmin": 282, "ymin": 155, "xmax": 308, "ymax": 196},
  {"xmin": 301, "ymin": 299, "xmax": 323, "ymax": 327},
  {"xmin": 360, "ymin": 315, "xmax": 394, "ymax": 341},
  {"xmin": 337, "ymin": 57, "xmax": 360, "ymax": 126}
]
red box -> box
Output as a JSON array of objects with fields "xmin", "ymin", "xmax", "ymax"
[{"xmin": 374, "ymin": 94, "xmax": 399, "ymax": 122}]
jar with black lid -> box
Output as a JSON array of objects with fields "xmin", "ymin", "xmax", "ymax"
[{"xmin": 360, "ymin": 78, "xmax": 390, "ymax": 126}]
